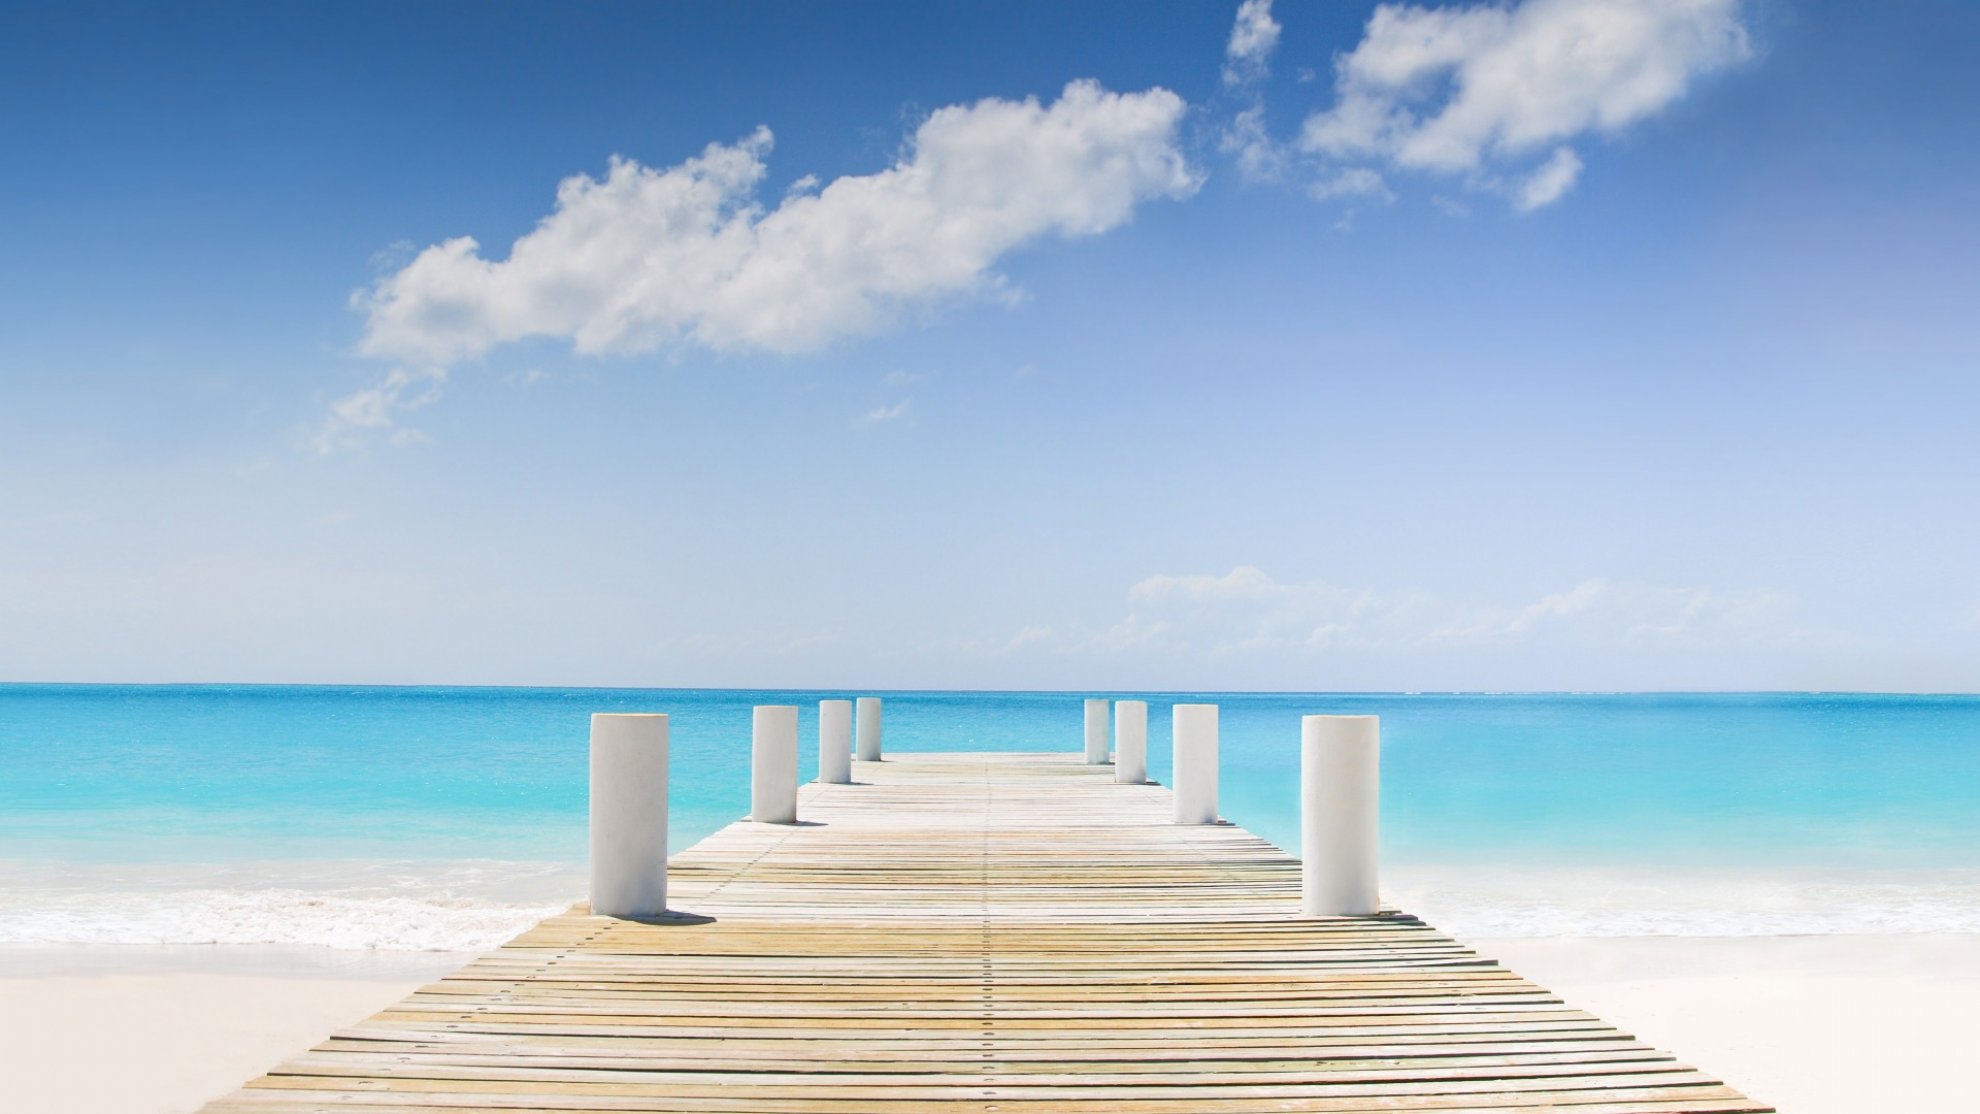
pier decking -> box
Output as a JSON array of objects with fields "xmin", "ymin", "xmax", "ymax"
[{"xmin": 201, "ymin": 752, "xmax": 1771, "ymax": 1113}]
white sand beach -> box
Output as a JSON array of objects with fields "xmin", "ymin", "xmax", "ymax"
[
  {"xmin": 4, "ymin": 934, "xmax": 1975, "ymax": 1113},
  {"xmin": 1479, "ymin": 933, "xmax": 1980, "ymax": 1113},
  {"xmin": 0, "ymin": 947, "xmax": 466, "ymax": 1114}
]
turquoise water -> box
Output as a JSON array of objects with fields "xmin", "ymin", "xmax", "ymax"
[{"xmin": 3, "ymin": 686, "xmax": 1978, "ymax": 945}]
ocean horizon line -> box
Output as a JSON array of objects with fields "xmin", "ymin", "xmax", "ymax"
[{"xmin": 4, "ymin": 680, "xmax": 1979, "ymax": 699}]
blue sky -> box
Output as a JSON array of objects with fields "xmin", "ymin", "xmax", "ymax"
[{"xmin": 2, "ymin": 0, "xmax": 1976, "ymax": 690}]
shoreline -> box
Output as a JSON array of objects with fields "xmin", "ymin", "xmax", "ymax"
[
  {"xmin": 9, "ymin": 857, "xmax": 1979, "ymax": 950},
  {"xmin": 0, "ymin": 940, "xmax": 480, "ymax": 979},
  {"xmin": 3, "ymin": 934, "xmax": 1973, "ymax": 1114}
]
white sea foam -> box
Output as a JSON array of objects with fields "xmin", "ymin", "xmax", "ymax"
[
  {"xmin": 0, "ymin": 859, "xmax": 579, "ymax": 951},
  {"xmin": 1389, "ymin": 864, "xmax": 1980, "ymax": 938},
  {"xmin": 4, "ymin": 858, "xmax": 1977, "ymax": 948}
]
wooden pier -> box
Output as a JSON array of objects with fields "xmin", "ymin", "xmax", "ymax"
[{"xmin": 200, "ymin": 752, "xmax": 1771, "ymax": 1113}]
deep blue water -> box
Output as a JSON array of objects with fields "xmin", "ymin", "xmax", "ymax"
[{"xmin": 4, "ymin": 685, "xmax": 1976, "ymax": 870}]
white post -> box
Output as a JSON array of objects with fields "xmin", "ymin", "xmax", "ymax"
[
  {"xmin": 752, "ymin": 705, "xmax": 799, "ymax": 824},
  {"xmin": 856, "ymin": 696, "xmax": 883, "ymax": 762},
  {"xmin": 1114, "ymin": 700, "xmax": 1148, "ymax": 784},
  {"xmin": 818, "ymin": 699, "xmax": 853, "ymax": 784},
  {"xmin": 589, "ymin": 713, "xmax": 668, "ymax": 917},
  {"xmin": 1302, "ymin": 715, "xmax": 1381, "ymax": 916},
  {"xmin": 1172, "ymin": 703, "xmax": 1219, "ymax": 824},
  {"xmin": 1083, "ymin": 698, "xmax": 1110, "ymax": 764}
]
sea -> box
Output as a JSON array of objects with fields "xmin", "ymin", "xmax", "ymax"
[{"xmin": 3, "ymin": 685, "xmax": 1978, "ymax": 952}]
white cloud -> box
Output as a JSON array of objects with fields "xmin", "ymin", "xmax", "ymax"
[
  {"xmin": 1223, "ymin": 0, "xmax": 1282, "ymax": 86},
  {"xmin": 1219, "ymin": 104, "xmax": 1286, "ymax": 182},
  {"xmin": 1516, "ymin": 145, "xmax": 1584, "ymax": 210},
  {"xmin": 1311, "ymin": 166, "xmax": 1395, "ymax": 203},
  {"xmin": 1433, "ymin": 576, "xmax": 1803, "ymax": 647},
  {"xmin": 310, "ymin": 368, "xmax": 444, "ymax": 454},
  {"xmin": 1219, "ymin": 2, "xmax": 1290, "ymax": 182},
  {"xmin": 862, "ymin": 399, "xmax": 911, "ymax": 425},
  {"xmin": 1002, "ymin": 625, "xmax": 1055, "ymax": 653},
  {"xmin": 1088, "ymin": 566, "xmax": 1431, "ymax": 654},
  {"xmin": 1062, "ymin": 565, "xmax": 1820, "ymax": 658},
  {"xmin": 357, "ymin": 80, "xmax": 1196, "ymax": 369},
  {"xmin": 1298, "ymin": 0, "xmax": 1749, "ymax": 208}
]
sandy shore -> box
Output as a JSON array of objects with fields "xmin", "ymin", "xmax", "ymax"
[
  {"xmin": 0, "ymin": 946, "xmax": 467, "ymax": 1114},
  {"xmin": 3, "ymin": 935, "xmax": 1975, "ymax": 1112},
  {"xmin": 1479, "ymin": 933, "xmax": 1980, "ymax": 1113}
]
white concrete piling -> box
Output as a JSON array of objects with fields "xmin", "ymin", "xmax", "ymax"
[
  {"xmin": 1114, "ymin": 700, "xmax": 1148, "ymax": 784},
  {"xmin": 588, "ymin": 713, "xmax": 669, "ymax": 917},
  {"xmin": 818, "ymin": 699, "xmax": 853, "ymax": 784},
  {"xmin": 752, "ymin": 705, "xmax": 799, "ymax": 824},
  {"xmin": 1084, "ymin": 698, "xmax": 1110, "ymax": 764},
  {"xmin": 1172, "ymin": 703, "xmax": 1219, "ymax": 824},
  {"xmin": 856, "ymin": 696, "xmax": 883, "ymax": 762},
  {"xmin": 1301, "ymin": 714, "xmax": 1381, "ymax": 916}
]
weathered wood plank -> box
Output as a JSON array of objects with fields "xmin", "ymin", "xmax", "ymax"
[{"xmin": 197, "ymin": 751, "xmax": 1770, "ymax": 1113}]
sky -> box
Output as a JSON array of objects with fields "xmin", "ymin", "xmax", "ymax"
[{"xmin": 2, "ymin": 0, "xmax": 1977, "ymax": 691}]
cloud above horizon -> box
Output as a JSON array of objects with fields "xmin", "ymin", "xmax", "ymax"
[
  {"xmin": 310, "ymin": 367, "xmax": 445, "ymax": 453},
  {"xmin": 360, "ymin": 80, "xmax": 1195, "ymax": 365},
  {"xmin": 316, "ymin": 5, "xmax": 1757, "ymax": 450},
  {"xmin": 1033, "ymin": 565, "xmax": 1828, "ymax": 660},
  {"xmin": 1219, "ymin": 0, "xmax": 1288, "ymax": 184},
  {"xmin": 321, "ymin": 81, "xmax": 1195, "ymax": 448},
  {"xmin": 1298, "ymin": 0, "xmax": 1751, "ymax": 209},
  {"xmin": 1222, "ymin": 0, "xmax": 1282, "ymax": 88}
]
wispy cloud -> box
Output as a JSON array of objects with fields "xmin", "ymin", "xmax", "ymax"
[
  {"xmin": 1002, "ymin": 625, "xmax": 1055, "ymax": 653},
  {"xmin": 862, "ymin": 399, "xmax": 911, "ymax": 425},
  {"xmin": 309, "ymin": 367, "xmax": 444, "ymax": 454},
  {"xmin": 1212, "ymin": 0, "xmax": 1749, "ymax": 210},
  {"xmin": 1026, "ymin": 565, "xmax": 1833, "ymax": 659},
  {"xmin": 1218, "ymin": 1, "xmax": 1287, "ymax": 182},
  {"xmin": 1310, "ymin": 166, "xmax": 1394, "ymax": 203},
  {"xmin": 1298, "ymin": 0, "xmax": 1751, "ymax": 209},
  {"xmin": 1222, "ymin": 0, "xmax": 1282, "ymax": 87},
  {"xmin": 1514, "ymin": 146, "xmax": 1584, "ymax": 211},
  {"xmin": 1220, "ymin": 104, "xmax": 1286, "ymax": 183}
]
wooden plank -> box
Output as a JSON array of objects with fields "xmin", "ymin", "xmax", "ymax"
[{"xmin": 197, "ymin": 751, "xmax": 1771, "ymax": 1113}]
